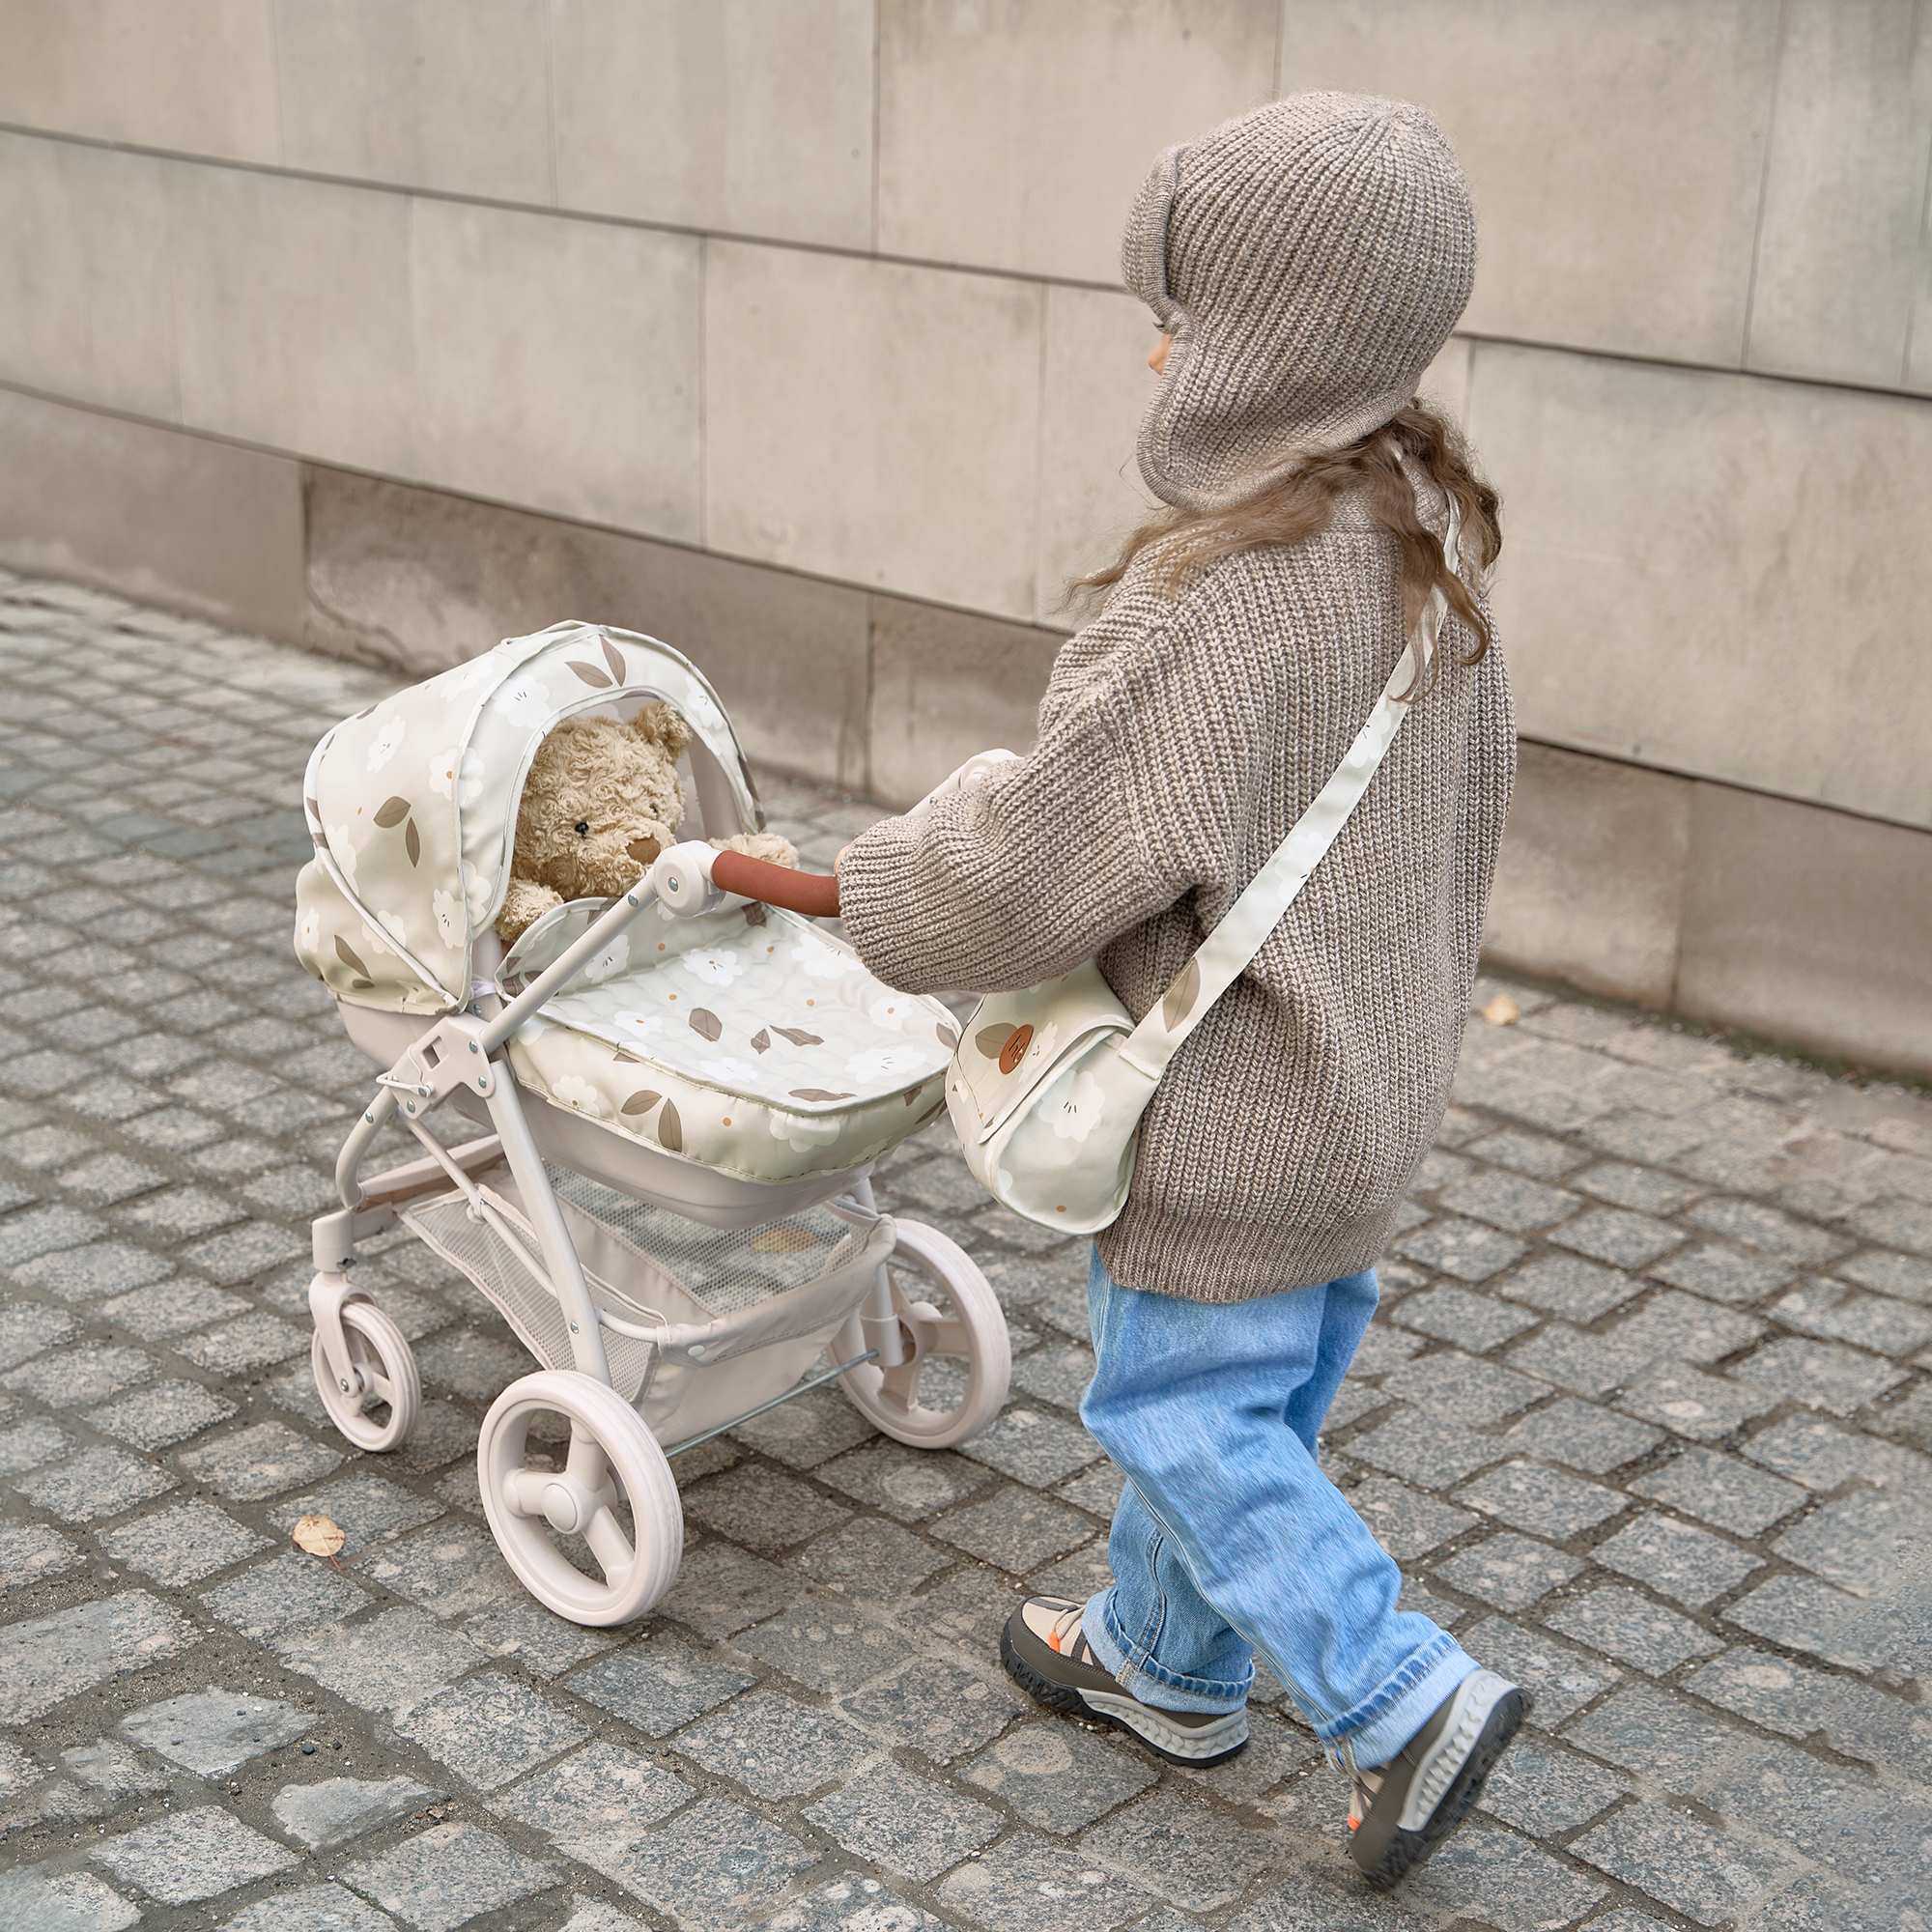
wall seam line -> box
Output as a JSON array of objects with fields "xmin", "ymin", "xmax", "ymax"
[{"xmin": 1739, "ymin": 0, "xmax": 1793, "ymax": 373}]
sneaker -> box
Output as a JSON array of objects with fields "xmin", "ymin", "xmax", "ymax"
[
  {"xmin": 999, "ymin": 1596, "xmax": 1249, "ymax": 1767},
  {"xmin": 1346, "ymin": 1668, "xmax": 1524, "ymax": 1890}
]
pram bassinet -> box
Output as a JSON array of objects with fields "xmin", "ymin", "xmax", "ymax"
[{"xmin": 293, "ymin": 622, "xmax": 1009, "ymax": 1626}]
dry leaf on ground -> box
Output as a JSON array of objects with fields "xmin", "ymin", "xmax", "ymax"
[
  {"xmin": 293, "ymin": 1514, "xmax": 345, "ymax": 1558},
  {"xmin": 1482, "ymin": 993, "xmax": 1520, "ymax": 1026}
]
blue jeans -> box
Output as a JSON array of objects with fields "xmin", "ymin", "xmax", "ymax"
[{"xmin": 1077, "ymin": 1246, "xmax": 1477, "ymax": 1768}]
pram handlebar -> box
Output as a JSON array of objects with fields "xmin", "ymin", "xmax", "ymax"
[{"xmin": 710, "ymin": 848, "xmax": 839, "ymax": 918}]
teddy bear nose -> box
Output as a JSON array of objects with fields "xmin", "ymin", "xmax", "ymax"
[{"xmin": 575, "ymin": 821, "xmax": 590, "ymax": 837}]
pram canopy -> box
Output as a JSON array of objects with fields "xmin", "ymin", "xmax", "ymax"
[{"xmin": 296, "ymin": 623, "xmax": 958, "ymax": 1185}]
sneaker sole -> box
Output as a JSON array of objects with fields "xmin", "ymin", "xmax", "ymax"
[
  {"xmin": 1355, "ymin": 1686, "xmax": 1524, "ymax": 1892},
  {"xmin": 999, "ymin": 1622, "xmax": 1249, "ymax": 1769}
]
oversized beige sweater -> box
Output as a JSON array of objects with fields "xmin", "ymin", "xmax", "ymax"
[{"xmin": 837, "ymin": 498, "xmax": 1515, "ymax": 1303}]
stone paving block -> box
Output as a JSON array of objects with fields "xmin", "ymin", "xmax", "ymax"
[
  {"xmin": 98, "ymin": 1495, "xmax": 270, "ymax": 1585},
  {"xmin": 1566, "ymin": 1680, "xmax": 1757, "ymax": 1796},
  {"xmin": 1457, "ymin": 1459, "xmax": 1627, "ymax": 1540},
  {"xmin": 174, "ymin": 1308, "xmax": 309, "ymax": 1372},
  {"xmin": 957, "ymin": 1406, "xmax": 1101, "ymax": 1487},
  {"xmin": 96, "ymin": 1277, "xmax": 247, "ymax": 1339},
  {"xmin": 1440, "ymin": 1169, "xmax": 1581, "ymax": 1234},
  {"xmin": 1389, "ymin": 1279, "xmax": 1541, "ymax": 1353},
  {"xmin": 569, "ymin": 1634, "xmax": 756, "ymax": 1731},
  {"xmin": 1055, "ymin": 1463, "xmax": 1127, "ymax": 1520},
  {"xmin": 1432, "ymin": 1529, "xmax": 1584, "ymax": 1611},
  {"xmin": 677, "ymin": 1689, "xmax": 874, "ymax": 1800},
  {"xmin": 1773, "ymin": 1278, "xmax": 1932, "ymax": 1356},
  {"xmin": 915, "ymin": 1564, "xmax": 1030, "ymax": 1660},
  {"xmin": 1687, "ymin": 1195, "xmax": 1849, "ymax": 1266},
  {"xmin": 1851, "ymin": 1196, "xmax": 1932, "ymax": 1256},
  {"xmin": 181, "ymin": 1219, "xmax": 307, "ymax": 1283},
  {"xmin": 58, "ymin": 1153, "xmax": 170, "ymax": 1204},
  {"xmin": 1741, "ymin": 1336, "xmax": 1907, "ymax": 1415},
  {"xmin": 118, "ymin": 1105, "xmax": 227, "ymax": 1152},
  {"xmin": 1345, "ymin": 1474, "xmax": 1479, "ymax": 1558},
  {"xmin": 92, "ymin": 1802, "xmax": 301, "ymax": 1904},
  {"xmin": 1745, "ymin": 1413, "xmax": 1931, "ymax": 1490},
  {"xmin": 806, "ymin": 1758, "xmax": 1002, "ymax": 1883},
  {"xmin": 840, "ymin": 1653, "xmax": 1023, "ymax": 1764},
  {"xmin": 1497, "ymin": 1252, "xmax": 1644, "ymax": 1323},
  {"xmin": 1574, "ymin": 1158, "xmax": 1701, "ymax": 1214},
  {"xmin": 180, "ymin": 1420, "xmax": 344, "ymax": 1499},
  {"xmin": 1462, "ymin": 1615, "xmax": 1620, "ymax": 1727},
  {"xmin": 1594, "ymin": 1511, "xmax": 1762, "ymax": 1608},
  {"xmin": 199, "ymin": 1549, "xmax": 373, "ymax": 1639},
  {"xmin": 0, "ymin": 1412, "xmax": 75, "ymax": 1472},
  {"xmin": 730, "ymin": 1605, "xmax": 904, "ymax": 1698},
  {"xmin": 1009, "ymin": 1340, "xmax": 1096, "ymax": 1410},
  {"xmin": 0, "ymin": 1297, "xmax": 78, "ymax": 1367},
  {"xmin": 120, "ymin": 1688, "xmax": 311, "ymax": 1776},
  {"xmin": 1611, "ymin": 1289, "xmax": 1766, "ymax": 1367},
  {"xmin": 1396, "ymin": 1216, "xmax": 1527, "ymax": 1282},
  {"xmin": 1616, "ymin": 1364, "xmax": 1779, "ymax": 1440},
  {"xmin": 1078, "ymin": 1784, "xmax": 1284, "ymax": 1911},
  {"xmin": 266, "ymin": 1471, "xmax": 445, "ymax": 1556},
  {"xmin": 1573, "ymin": 1800, "xmax": 1795, "ymax": 1926},
  {"xmin": 758, "ymin": 1874, "xmax": 949, "ymax": 1931},
  {"xmin": 724, "ymin": 1382, "xmax": 876, "ymax": 1468},
  {"xmin": 1500, "ymin": 1396, "xmax": 1662, "ymax": 1475},
  {"xmin": 1774, "ymin": 1483, "xmax": 1932, "ymax": 1596},
  {"xmin": 1476, "ymin": 1734, "xmax": 1630, "ymax": 1835},
  {"xmin": 1720, "ymin": 1572, "xmax": 1915, "ymax": 1673},
  {"xmin": 566, "ymin": 1794, "xmax": 816, "ymax": 1929},
  {"xmin": 272, "ymin": 1775, "xmax": 444, "ymax": 1852},
  {"xmin": 342, "ymin": 1820, "xmax": 559, "ymax": 1932},
  {"xmin": 935, "ymin": 1484, "xmax": 1093, "ymax": 1571},
  {"xmin": 817, "ymin": 1439, "xmax": 987, "ymax": 1521},
  {"xmin": 1548, "ymin": 1584, "xmax": 1726, "ymax": 1676},
  {"xmin": 412, "ymin": 1328, "xmax": 531, "ymax": 1402},
  {"xmin": 1631, "ymin": 1445, "xmax": 1807, "ymax": 1536},
  {"xmin": 0, "ymin": 1862, "xmax": 142, "ymax": 1932},
  {"xmin": 495, "ymin": 1738, "xmax": 692, "ymax": 1842},
  {"xmin": 1688, "ymin": 1647, "xmax": 1932, "ymax": 1771},
  {"xmin": 14, "ymin": 1442, "xmax": 176, "ymax": 1520},
  {"xmin": 277, "ymin": 1606, "xmax": 478, "ymax": 1714},
  {"xmin": 1379, "ymin": 1350, "xmax": 1548, "ymax": 1424},
  {"xmin": 963, "ymin": 1719, "xmax": 1157, "ymax": 1835},
  {"xmin": 1, "ymin": 1122, "xmax": 96, "ymax": 1168},
  {"xmin": 0, "ymin": 1518, "xmax": 84, "ymax": 1586},
  {"xmin": 14, "ymin": 1239, "xmax": 173, "ymax": 1300},
  {"xmin": 1649, "ymin": 1240, "xmax": 1795, "ymax": 1305},
  {"xmin": 797, "ymin": 1515, "xmax": 950, "ymax": 1599},
  {"xmin": 1347, "ymin": 1408, "xmax": 1500, "ymax": 1490},
  {"xmin": 1400, "ymin": 1815, "xmax": 1609, "ymax": 1932},
  {"xmin": 1836, "ymin": 1246, "xmax": 1932, "ymax": 1304},
  {"xmin": 683, "ymin": 1463, "xmax": 855, "ymax": 1553},
  {"xmin": 4, "ymin": 1340, "xmax": 158, "ymax": 1408},
  {"xmin": 112, "ymin": 1184, "xmax": 239, "ymax": 1239},
  {"xmin": 655, "ymin": 1537, "xmax": 799, "ymax": 1639},
  {"xmin": 355, "ymin": 1520, "xmax": 521, "ymax": 1618},
  {"xmin": 460, "ymin": 1597, "xmax": 619, "ymax": 1676},
  {"xmin": 1552, "ymin": 1207, "xmax": 1687, "ymax": 1269},
  {"xmin": 396, "ymin": 1672, "xmax": 590, "ymax": 1791}
]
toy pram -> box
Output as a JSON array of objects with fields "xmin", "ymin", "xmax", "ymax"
[{"xmin": 294, "ymin": 621, "xmax": 1009, "ymax": 1626}]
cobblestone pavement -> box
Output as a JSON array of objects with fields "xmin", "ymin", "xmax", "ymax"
[{"xmin": 1, "ymin": 570, "xmax": 1929, "ymax": 1932}]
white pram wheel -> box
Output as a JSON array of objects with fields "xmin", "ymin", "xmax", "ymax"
[
  {"xmin": 477, "ymin": 1371, "xmax": 684, "ymax": 1628},
  {"xmin": 836, "ymin": 1220, "xmax": 1010, "ymax": 1449},
  {"xmin": 311, "ymin": 1301, "xmax": 421, "ymax": 1453}
]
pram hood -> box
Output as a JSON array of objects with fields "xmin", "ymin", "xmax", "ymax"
[{"xmin": 295, "ymin": 623, "xmax": 759, "ymax": 1017}]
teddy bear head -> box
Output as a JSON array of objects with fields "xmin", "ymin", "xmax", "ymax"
[{"xmin": 510, "ymin": 700, "xmax": 692, "ymax": 908}]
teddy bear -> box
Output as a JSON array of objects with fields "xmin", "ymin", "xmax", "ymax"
[{"xmin": 495, "ymin": 699, "xmax": 797, "ymax": 944}]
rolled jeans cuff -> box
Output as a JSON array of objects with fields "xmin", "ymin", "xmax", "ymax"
[
  {"xmin": 1317, "ymin": 1635, "xmax": 1479, "ymax": 1769},
  {"xmin": 1081, "ymin": 1586, "xmax": 1252, "ymax": 1716}
]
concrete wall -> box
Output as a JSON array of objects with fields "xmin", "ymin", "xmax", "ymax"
[{"xmin": 1, "ymin": 2, "xmax": 1928, "ymax": 1066}]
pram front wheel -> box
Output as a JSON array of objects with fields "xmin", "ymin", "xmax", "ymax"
[
  {"xmin": 835, "ymin": 1220, "xmax": 1010, "ymax": 1449},
  {"xmin": 310, "ymin": 1300, "xmax": 420, "ymax": 1452},
  {"xmin": 477, "ymin": 1370, "xmax": 684, "ymax": 1628}
]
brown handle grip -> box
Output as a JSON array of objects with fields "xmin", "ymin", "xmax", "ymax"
[{"xmin": 710, "ymin": 849, "xmax": 840, "ymax": 918}]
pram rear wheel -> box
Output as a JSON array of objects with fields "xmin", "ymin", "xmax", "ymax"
[
  {"xmin": 477, "ymin": 1370, "xmax": 684, "ymax": 1628},
  {"xmin": 835, "ymin": 1219, "xmax": 1010, "ymax": 1449},
  {"xmin": 310, "ymin": 1300, "xmax": 420, "ymax": 1452}
]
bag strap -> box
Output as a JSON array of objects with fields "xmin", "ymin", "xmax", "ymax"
[{"xmin": 1120, "ymin": 491, "xmax": 1463, "ymax": 1079}]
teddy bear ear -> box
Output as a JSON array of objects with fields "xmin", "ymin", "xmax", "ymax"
[{"xmin": 630, "ymin": 701, "xmax": 693, "ymax": 758}]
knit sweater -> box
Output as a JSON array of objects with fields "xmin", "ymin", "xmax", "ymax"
[{"xmin": 837, "ymin": 501, "xmax": 1515, "ymax": 1303}]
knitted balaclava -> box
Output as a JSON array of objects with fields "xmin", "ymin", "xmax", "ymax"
[{"xmin": 1123, "ymin": 92, "xmax": 1477, "ymax": 512}]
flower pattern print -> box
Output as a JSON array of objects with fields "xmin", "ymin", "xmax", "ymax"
[
  {"xmin": 681, "ymin": 949, "xmax": 742, "ymax": 986},
  {"xmin": 461, "ymin": 858, "xmax": 492, "ymax": 923},
  {"xmin": 844, "ymin": 1044, "xmax": 936, "ymax": 1084},
  {"xmin": 299, "ymin": 906, "xmax": 320, "ymax": 953},
  {"xmin": 492, "ymin": 674, "xmax": 550, "ymax": 727},
  {"xmin": 366, "ymin": 711, "xmax": 408, "ymax": 772},
  {"xmin": 550, "ymin": 1074, "xmax": 606, "ymax": 1116},
  {"xmin": 1046, "ymin": 1065, "xmax": 1108, "ymax": 1142},
  {"xmin": 582, "ymin": 935, "xmax": 629, "ymax": 984},
  {"xmin": 327, "ymin": 828, "xmax": 358, "ymax": 889},
  {"xmin": 792, "ymin": 934, "xmax": 858, "ymax": 981},
  {"xmin": 429, "ymin": 745, "xmax": 486, "ymax": 809},
  {"xmin": 611, "ymin": 1011, "xmax": 665, "ymax": 1044},
  {"xmin": 432, "ymin": 888, "xmax": 462, "ymax": 950},
  {"xmin": 700, "ymin": 1057, "xmax": 760, "ymax": 1083}
]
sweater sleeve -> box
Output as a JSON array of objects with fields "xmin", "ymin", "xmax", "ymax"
[{"xmin": 836, "ymin": 582, "xmax": 1259, "ymax": 996}]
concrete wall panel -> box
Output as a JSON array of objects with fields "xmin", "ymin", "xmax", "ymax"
[
  {"xmin": 1468, "ymin": 342, "xmax": 1932, "ymax": 832},
  {"xmin": 1281, "ymin": 0, "xmax": 1780, "ymax": 367},
  {"xmin": 0, "ymin": 386, "xmax": 306, "ymax": 639},
  {"xmin": 272, "ymin": 0, "xmax": 553, "ymax": 205},
  {"xmin": 0, "ymin": 135, "xmax": 176, "ymax": 421},
  {"xmin": 550, "ymin": 0, "xmax": 875, "ymax": 248},
  {"xmin": 166, "ymin": 166, "xmax": 419, "ymax": 480},
  {"xmin": 1037, "ymin": 285, "xmax": 1161, "ymax": 624},
  {"xmin": 412, "ymin": 201, "xmax": 701, "ymax": 542},
  {"xmin": 704, "ymin": 243, "xmax": 1044, "ymax": 619},
  {"xmin": 1747, "ymin": 0, "xmax": 1932, "ymax": 389},
  {"xmin": 867, "ymin": 596, "xmax": 1061, "ymax": 809},
  {"xmin": 878, "ymin": 0, "xmax": 1277, "ymax": 283},
  {"xmin": 0, "ymin": 0, "xmax": 278, "ymax": 163}
]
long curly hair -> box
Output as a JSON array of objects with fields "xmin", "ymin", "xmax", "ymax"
[{"xmin": 1077, "ymin": 401, "xmax": 1502, "ymax": 699}]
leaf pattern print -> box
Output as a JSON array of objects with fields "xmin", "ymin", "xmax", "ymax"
[
  {"xmin": 405, "ymin": 819, "xmax": 421, "ymax": 867},
  {"xmin": 790, "ymin": 1088, "xmax": 855, "ymax": 1102},
  {"xmin": 769, "ymin": 1026, "xmax": 822, "ymax": 1046},
  {"xmin": 374, "ymin": 796, "xmax": 412, "ymax": 828},
  {"xmin": 566, "ymin": 657, "xmax": 613, "ymax": 689},
  {"xmin": 334, "ymin": 935, "xmax": 370, "ymax": 977},
  {"xmin": 1162, "ymin": 957, "xmax": 1202, "ymax": 1032},
  {"xmin": 689, "ymin": 1009, "xmax": 723, "ymax": 1041},
  {"xmin": 936, "ymin": 1024, "xmax": 959, "ymax": 1049},
  {"xmin": 620, "ymin": 1091, "xmax": 662, "ymax": 1116},
  {"xmin": 658, "ymin": 1100, "xmax": 682, "ymax": 1151},
  {"xmin": 750, "ymin": 1029, "xmax": 771, "ymax": 1054},
  {"xmin": 601, "ymin": 636, "xmax": 625, "ymax": 684},
  {"xmin": 977, "ymin": 1024, "xmax": 1016, "ymax": 1061}
]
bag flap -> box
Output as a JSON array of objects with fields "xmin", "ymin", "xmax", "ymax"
[{"xmin": 949, "ymin": 962, "xmax": 1130, "ymax": 1146}]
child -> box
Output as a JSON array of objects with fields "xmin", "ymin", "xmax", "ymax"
[{"xmin": 835, "ymin": 93, "xmax": 1521, "ymax": 1891}]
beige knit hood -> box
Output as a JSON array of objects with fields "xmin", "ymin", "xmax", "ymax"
[{"xmin": 1123, "ymin": 92, "xmax": 1477, "ymax": 512}]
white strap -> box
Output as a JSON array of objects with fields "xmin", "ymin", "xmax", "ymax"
[{"xmin": 1121, "ymin": 493, "xmax": 1462, "ymax": 1078}]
